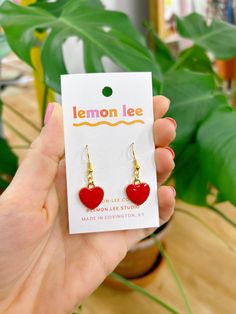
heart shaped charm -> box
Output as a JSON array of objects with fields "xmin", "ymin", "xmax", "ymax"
[
  {"xmin": 126, "ymin": 183, "xmax": 150, "ymax": 205},
  {"xmin": 79, "ymin": 186, "xmax": 104, "ymax": 210}
]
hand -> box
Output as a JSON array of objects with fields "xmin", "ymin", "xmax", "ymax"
[{"xmin": 0, "ymin": 96, "xmax": 176, "ymax": 313}]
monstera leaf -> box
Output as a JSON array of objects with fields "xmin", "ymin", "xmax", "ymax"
[
  {"xmin": 197, "ymin": 107, "xmax": 236, "ymax": 206},
  {"xmin": 164, "ymin": 70, "xmax": 230, "ymax": 205},
  {"xmin": 175, "ymin": 106, "xmax": 236, "ymax": 207},
  {"xmin": 173, "ymin": 45, "xmax": 215, "ymax": 75},
  {"xmin": 0, "ymin": 0, "xmax": 161, "ymax": 93},
  {"xmin": 150, "ymin": 29, "xmax": 175, "ymax": 73},
  {"xmin": 162, "ymin": 69, "xmax": 227, "ymax": 156},
  {"xmin": 176, "ymin": 13, "xmax": 236, "ymax": 60},
  {"xmin": 174, "ymin": 144, "xmax": 209, "ymax": 206},
  {"xmin": 31, "ymin": 0, "xmax": 104, "ymax": 17}
]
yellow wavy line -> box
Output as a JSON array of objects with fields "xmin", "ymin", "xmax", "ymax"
[{"xmin": 73, "ymin": 120, "xmax": 145, "ymax": 127}]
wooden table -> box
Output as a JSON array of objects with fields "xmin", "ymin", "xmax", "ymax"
[{"xmin": 2, "ymin": 84, "xmax": 236, "ymax": 314}]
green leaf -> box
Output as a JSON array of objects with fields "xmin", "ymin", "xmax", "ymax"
[
  {"xmin": 0, "ymin": 2, "xmax": 54, "ymax": 66},
  {"xmin": 83, "ymin": 40, "xmax": 105, "ymax": 72},
  {"xmin": 162, "ymin": 70, "xmax": 227, "ymax": 156},
  {"xmin": 174, "ymin": 144, "xmax": 209, "ymax": 206},
  {"xmin": 30, "ymin": 0, "xmax": 70, "ymax": 17},
  {"xmin": 0, "ymin": 33, "xmax": 11, "ymax": 59},
  {"xmin": 0, "ymin": 0, "xmax": 161, "ymax": 93},
  {"xmin": 197, "ymin": 107, "xmax": 236, "ymax": 206},
  {"xmin": 150, "ymin": 29, "xmax": 175, "ymax": 73},
  {"xmin": 41, "ymin": 27, "xmax": 68, "ymax": 92},
  {"xmin": 176, "ymin": 208, "xmax": 236, "ymax": 254},
  {"xmin": 176, "ymin": 13, "xmax": 236, "ymax": 60},
  {"xmin": 164, "ymin": 70, "xmax": 231, "ymax": 205},
  {"xmin": 0, "ymin": 98, "xmax": 18, "ymax": 179},
  {"xmin": 0, "ymin": 176, "xmax": 9, "ymax": 190},
  {"xmin": 31, "ymin": 0, "xmax": 103, "ymax": 17},
  {"xmin": 111, "ymin": 272, "xmax": 181, "ymax": 314},
  {"xmin": 0, "ymin": 137, "xmax": 18, "ymax": 177},
  {"xmin": 172, "ymin": 45, "xmax": 214, "ymax": 74},
  {"xmin": 151, "ymin": 237, "xmax": 193, "ymax": 314},
  {"xmin": 215, "ymin": 191, "xmax": 227, "ymax": 204},
  {"xmin": 207, "ymin": 205, "xmax": 236, "ymax": 229}
]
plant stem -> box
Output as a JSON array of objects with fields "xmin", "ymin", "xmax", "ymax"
[
  {"xmin": 3, "ymin": 119, "xmax": 31, "ymax": 144},
  {"xmin": 3, "ymin": 101, "xmax": 40, "ymax": 132},
  {"xmin": 110, "ymin": 272, "xmax": 181, "ymax": 314},
  {"xmin": 176, "ymin": 208, "xmax": 236, "ymax": 254},
  {"xmin": 207, "ymin": 204, "xmax": 236, "ymax": 229},
  {"xmin": 151, "ymin": 235, "xmax": 193, "ymax": 314}
]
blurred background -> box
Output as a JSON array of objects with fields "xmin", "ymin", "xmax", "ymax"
[{"xmin": 1, "ymin": 1, "xmax": 236, "ymax": 313}]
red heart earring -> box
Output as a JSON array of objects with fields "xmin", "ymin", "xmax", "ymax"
[
  {"xmin": 79, "ymin": 145, "xmax": 104, "ymax": 210},
  {"xmin": 126, "ymin": 143, "xmax": 150, "ymax": 206}
]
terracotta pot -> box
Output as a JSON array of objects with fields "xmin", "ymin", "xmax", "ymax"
[
  {"xmin": 104, "ymin": 253, "xmax": 163, "ymax": 291},
  {"xmin": 215, "ymin": 58, "xmax": 236, "ymax": 81},
  {"xmin": 104, "ymin": 221, "xmax": 171, "ymax": 290}
]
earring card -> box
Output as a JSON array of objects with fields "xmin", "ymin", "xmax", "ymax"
[{"xmin": 61, "ymin": 72, "xmax": 159, "ymax": 234}]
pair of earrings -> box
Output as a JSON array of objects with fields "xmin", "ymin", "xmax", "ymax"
[{"xmin": 79, "ymin": 144, "xmax": 150, "ymax": 210}]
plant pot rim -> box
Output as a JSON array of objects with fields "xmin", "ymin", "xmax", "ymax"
[
  {"xmin": 105, "ymin": 250, "xmax": 163, "ymax": 290},
  {"xmin": 129, "ymin": 220, "xmax": 172, "ymax": 252}
]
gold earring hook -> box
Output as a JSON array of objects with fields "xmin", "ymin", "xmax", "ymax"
[
  {"xmin": 86, "ymin": 145, "xmax": 93, "ymax": 171},
  {"xmin": 131, "ymin": 143, "xmax": 141, "ymax": 184},
  {"xmin": 86, "ymin": 145, "xmax": 94, "ymax": 188},
  {"xmin": 86, "ymin": 144, "xmax": 91, "ymax": 163},
  {"xmin": 131, "ymin": 142, "xmax": 136, "ymax": 160},
  {"xmin": 131, "ymin": 143, "xmax": 140, "ymax": 170},
  {"xmin": 86, "ymin": 144, "xmax": 90, "ymax": 160}
]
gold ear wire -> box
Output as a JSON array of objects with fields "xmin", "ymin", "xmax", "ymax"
[
  {"xmin": 131, "ymin": 143, "xmax": 141, "ymax": 184},
  {"xmin": 79, "ymin": 146, "xmax": 104, "ymax": 209},
  {"xmin": 86, "ymin": 145, "xmax": 93, "ymax": 172},
  {"xmin": 86, "ymin": 145, "xmax": 94, "ymax": 188}
]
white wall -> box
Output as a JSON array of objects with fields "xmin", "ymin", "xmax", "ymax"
[{"xmin": 103, "ymin": 0, "xmax": 148, "ymax": 33}]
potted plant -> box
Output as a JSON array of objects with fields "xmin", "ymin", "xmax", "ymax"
[{"xmin": 1, "ymin": 0, "xmax": 236, "ymax": 311}]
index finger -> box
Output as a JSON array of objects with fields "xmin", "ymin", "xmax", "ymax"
[{"xmin": 153, "ymin": 95, "xmax": 170, "ymax": 120}]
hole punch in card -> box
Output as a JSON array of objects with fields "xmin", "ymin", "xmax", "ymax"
[{"xmin": 61, "ymin": 72, "xmax": 159, "ymax": 234}]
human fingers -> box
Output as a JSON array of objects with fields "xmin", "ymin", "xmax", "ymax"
[
  {"xmin": 155, "ymin": 147, "xmax": 175, "ymax": 185},
  {"xmin": 154, "ymin": 117, "xmax": 176, "ymax": 147},
  {"xmin": 2, "ymin": 103, "xmax": 64, "ymax": 211},
  {"xmin": 153, "ymin": 95, "xmax": 170, "ymax": 120}
]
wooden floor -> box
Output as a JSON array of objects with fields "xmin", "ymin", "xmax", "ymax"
[{"xmin": 2, "ymin": 82, "xmax": 236, "ymax": 314}]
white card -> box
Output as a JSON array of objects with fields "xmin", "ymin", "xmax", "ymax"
[{"xmin": 61, "ymin": 72, "xmax": 159, "ymax": 234}]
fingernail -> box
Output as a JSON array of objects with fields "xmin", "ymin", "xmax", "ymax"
[
  {"xmin": 44, "ymin": 103, "xmax": 54, "ymax": 125},
  {"xmin": 165, "ymin": 117, "xmax": 177, "ymax": 128},
  {"xmin": 170, "ymin": 186, "xmax": 176, "ymax": 197},
  {"xmin": 165, "ymin": 147, "xmax": 175, "ymax": 158}
]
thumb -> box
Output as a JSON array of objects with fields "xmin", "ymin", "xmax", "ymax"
[{"xmin": 2, "ymin": 103, "xmax": 64, "ymax": 210}]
